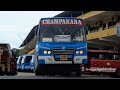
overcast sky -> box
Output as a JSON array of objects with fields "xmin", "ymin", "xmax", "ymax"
[{"xmin": 0, "ymin": 11, "xmax": 63, "ymax": 49}]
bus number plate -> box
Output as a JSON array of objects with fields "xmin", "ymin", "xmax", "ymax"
[{"xmin": 60, "ymin": 55, "xmax": 67, "ymax": 60}]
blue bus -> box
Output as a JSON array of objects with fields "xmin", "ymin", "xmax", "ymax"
[
  {"xmin": 20, "ymin": 54, "xmax": 32, "ymax": 71},
  {"xmin": 34, "ymin": 17, "xmax": 87, "ymax": 76},
  {"xmin": 30, "ymin": 54, "xmax": 35, "ymax": 72},
  {"xmin": 17, "ymin": 55, "xmax": 23, "ymax": 71}
]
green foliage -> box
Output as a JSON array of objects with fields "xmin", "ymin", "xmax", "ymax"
[{"xmin": 11, "ymin": 48, "xmax": 20, "ymax": 57}]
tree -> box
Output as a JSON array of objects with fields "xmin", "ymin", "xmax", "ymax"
[{"xmin": 11, "ymin": 48, "xmax": 20, "ymax": 57}]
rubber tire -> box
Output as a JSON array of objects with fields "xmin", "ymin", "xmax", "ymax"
[
  {"xmin": 116, "ymin": 69, "xmax": 120, "ymax": 77},
  {"xmin": 35, "ymin": 66, "xmax": 40, "ymax": 76}
]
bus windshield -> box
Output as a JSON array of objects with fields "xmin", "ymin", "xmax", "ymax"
[
  {"xmin": 17, "ymin": 56, "xmax": 22, "ymax": 64},
  {"xmin": 39, "ymin": 18, "xmax": 86, "ymax": 42},
  {"xmin": 88, "ymin": 51, "xmax": 120, "ymax": 60},
  {"xmin": 24, "ymin": 56, "xmax": 32, "ymax": 63}
]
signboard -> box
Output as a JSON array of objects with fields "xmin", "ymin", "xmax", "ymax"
[
  {"xmin": 40, "ymin": 18, "xmax": 83, "ymax": 26},
  {"xmin": 116, "ymin": 26, "xmax": 120, "ymax": 37},
  {"xmin": 54, "ymin": 35, "xmax": 71, "ymax": 42},
  {"xmin": 42, "ymin": 38, "xmax": 52, "ymax": 42}
]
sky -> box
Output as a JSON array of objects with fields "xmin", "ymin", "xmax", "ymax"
[{"xmin": 0, "ymin": 11, "xmax": 63, "ymax": 49}]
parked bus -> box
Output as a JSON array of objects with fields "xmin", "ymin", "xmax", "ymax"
[
  {"xmin": 82, "ymin": 49, "xmax": 120, "ymax": 77},
  {"xmin": 20, "ymin": 54, "xmax": 32, "ymax": 71},
  {"xmin": 17, "ymin": 55, "xmax": 23, "ymax": 71},
  {"xmin": 30, "ymin": 54, "xmax": 35, "ymax": 72},
  {"xmin": 0, "ymin": 43, "xmax": 17, "ymax": 75},
  {"xmin": 34, "ymin": 17, "xmax": 87, "ymax": 76}
]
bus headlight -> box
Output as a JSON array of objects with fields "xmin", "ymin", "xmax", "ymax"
[
  {"xmin": 80, "ymin": 50, "xmax": 83, "ymax": 54},
  {"xmin": 44, "ymin": 50, "xmax": 47, "ymax": 54},
  {"xmin": 48, "ymin": 51, "xmax": 51, "ymax": 54},
  {"xmin": 76, "ymin": 51, "xmax": 79, "ymax": 54}
]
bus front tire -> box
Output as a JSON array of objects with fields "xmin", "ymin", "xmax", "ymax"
[
  {"xmin": 115, "ymin": 68, "xmax": 120, "ymax": 77},
  {"xmin": 35, "ymin": 69, "xmax": 40, "ymax": 76},
  {"xmin": 35, "ymin": 66, "xmax": 42, "ymax": 76}
]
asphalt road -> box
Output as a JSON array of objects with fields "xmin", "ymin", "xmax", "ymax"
[{"xmin": 0, "ymin": 72, "xmax": 119, "ymax": 79}]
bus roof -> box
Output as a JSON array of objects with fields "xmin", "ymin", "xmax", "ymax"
[
  {"xmin": 0, "ymin": 43, "xmax": 10, "ymax": 45},
  {"xmin": 0, "ymin": 43, "xmax": 11, "ymax": 49}
]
